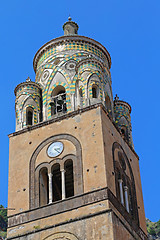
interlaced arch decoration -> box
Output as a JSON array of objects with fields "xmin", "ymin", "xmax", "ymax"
[
  {"xmin": 29, "ymin": 134, "xmax": 83, "ymax": 209},
  {"xmin": 112, "ymin": 142, "xmax": 139, "ymax": 225}
]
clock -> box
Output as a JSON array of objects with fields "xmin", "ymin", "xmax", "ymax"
[{"xmin": 47, "ymin": 141, "xmax": 63, "ymax": 157}]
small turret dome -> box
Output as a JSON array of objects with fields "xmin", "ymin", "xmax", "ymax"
[{"xmin": 63, "ymin": 17, "xmax": 79, "ymax": 35}]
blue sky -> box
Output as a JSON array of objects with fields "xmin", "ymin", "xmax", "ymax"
[{"xmin": 0, "ymin": 0, "xmax": 159, "ymax": 222}]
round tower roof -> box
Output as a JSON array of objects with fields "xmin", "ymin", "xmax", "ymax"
[
  {"xmin": 33, "ymin": 18, "xmax": 111, "ymax": 72},
  {"xmin": 114, "ymin": 98, "xmax": 131, "ymax": 113},
  {"xmin": 33, "ymin": 35, "xmax": 111, "ymax": 72},
  {"xmin": 14, "ymin": 78, "xmax": 41, "ymax": 96}
]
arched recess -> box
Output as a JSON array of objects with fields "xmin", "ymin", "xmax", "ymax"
[
  {"xmin": 26, "ymin": 107, "xmax": 34, "ymax": 126},
  {"xmin": 87, "ymin": 73, "xmax": 103, "ymax": 100},
  {"xmin": 39, "ymin": 167, "xmax": 49, "ymax": 206},
  {"xmin": 75, "ymin": 80, "xmax": 84, "ymax": 108},
  {"xmin": 118, "ymin": 116, "xmax": 130, "ymax": 143},
  {"xmin": 112, "ymin": 142, "xmax": 139, "ymax": 225},
  {"xmin": 49, "ymin": 85, "xmax": 67, "ymax": 116},
  {"xmin": 64, "ymin": 159, "xmax": 74, "ymax": 198},
  {"xmin": 47, "ymin": 82, "xmax": 71, "ymax": 118},
  {"xmin": 105, "ymin": 94, "xmax": 112, "ymax": 113},
  {"xmin": 23, "ymin": 104, "xmax": 38, "ymax": 126},
  {"xmin": 29, "ymin": 134, "xmax": 83, "ymax": 209},
  {"xmin": 43, "ymin": 232, "xmax": 79, "ymax": 240}
]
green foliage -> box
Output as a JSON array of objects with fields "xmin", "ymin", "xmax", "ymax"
[
  {"xmin": 0, "ymin": 205, "xmax": 7, "ymax": 233},
  {"xmin": 146, "ymin": 218, "xmax": 160, "ymax": 238},
  {"xmin": 0, "ymin": 205, "xmax": 7, "ymax": 223},
  {"xmin": 148, "ymin": 226, "xmax": 156, "ymax": 236},
  {"xmin": 0, "ymin": 230, "xmax": 7, "ymax": 238}
]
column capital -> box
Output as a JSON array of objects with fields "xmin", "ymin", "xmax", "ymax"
[
  {"xmin": 48, "ymin": 173, "xmax": 53, "ymax": 177},
  {"xmin": 60, "ymin": 169, "xmax": 66, "ymax": 173},
  {"xmin": 118, "ymin": 179, "xmax": 123, "ymax": 183},
  {"xmin": 124, "ymin": 186, "xmax": 128, "ymax": 191}
]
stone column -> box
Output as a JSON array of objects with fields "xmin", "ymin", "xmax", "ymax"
[
  {"xmin": 61, "ymin": 169, "xmax": 66, "ymax": 200},
  {"xmin": 43, "ymin": 103, "xmax": 47, "ymax": 121},
  {"xmin": 32, "ymin": 111, "xmax": 34, "ymax": 125},
  {"xmin": 77, "ymin": 90, "xmax": 80, "ymax": 108},
  {"xmin": 37, "ymin": 111, "xmax": 40, "ymax": 123},
  {"xmin": 48, "ymin": 173, "xmax": 53, "ymax": 204},
  {"xmin": 124, "ymin": 186, "xmax": 129, "ymax": 212},
  {"xmin": 71, "ymin": 93, "xmax": 75, "ymax": 111},
  {"xmin": 118, "ymin": 179, "xmax": 124, "ymax": 205}
]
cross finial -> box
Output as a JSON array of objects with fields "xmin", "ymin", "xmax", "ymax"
[
  {"xmin": 68, "ymin": 15, "xmax": 72, "ymax": 21},
  {"xmin": 114, "ymin": 94, "xmax": 119, "ymax": 101},
  {"xmin": 26, "ymin": 77, "xmax": 31, "ymax": 82}
]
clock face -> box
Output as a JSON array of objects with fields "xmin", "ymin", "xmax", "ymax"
[{"xmin": 47, "ymin": 142, "xmax": 63, "ymax": 157}]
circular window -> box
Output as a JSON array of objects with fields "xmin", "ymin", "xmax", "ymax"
[
  {"xmin": 41, "ymin": 70, "xmax": 50, "ymax": 82},
  {"xmin": 65, "ymin": 61, "xmax": 76, "ymax": 70},
  {"xmin": 53, "ymin": 59, "xmax": 60, "ymax": 65}
]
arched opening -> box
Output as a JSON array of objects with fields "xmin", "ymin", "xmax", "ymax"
[
  {"xmin": 128, "ymin": 182, "xmax": 133, "ymax": 215},
  {"xmin": 52, "ymin": 164, "xmax": 62, "ymax": 202},
  {"xmin": 50, "ymin": 86, "xmax": 67, "ymax": 116},
  {"xmin": 105, "ymin": 95, "xmax": 112, "ymax": 114},
  {"xmin": 26, "ymin": 107, "xmax": 33, "ymax": 125},
  {"xmin": 121, "ymin": 126, "xmax": 128, "ymax": 141},
  {"xmin": 116, "ymin": 170, "xmax": 121, "ymax": 203},
  {"xmin": 79, "ymin": 88, "xmax": 83, "ymax": 97},
  {"xmin": 39, "ymin": 167, "xmax": 49, "ymax": 206},
  {"xmin": 79, "ymin": 88, "xmax": 83, "ymax": 108},
  {"xmin": 64, "ymin": 160, "xmax": 74, "ymax": 198},
  {"xmin": 92, "ymin": 85, "xmax": 98, "ymax": 98},
  {"xmin": 112, "ymin": 142, "xmax": 139, "ymax": 223}
]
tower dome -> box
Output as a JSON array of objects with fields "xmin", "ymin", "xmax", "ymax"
[{"xmin": 33, "ymin": 18, "xmax": 113, "ymax": 122}]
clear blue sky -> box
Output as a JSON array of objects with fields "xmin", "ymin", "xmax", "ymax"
[{"xmin": 0, "ymin": 0, "xmax": 159, "ymax": 222}]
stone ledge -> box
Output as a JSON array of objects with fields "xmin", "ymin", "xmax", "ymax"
[
  {"xmin": 8, "ymin": 103, "xmax": 139, "ymax": 159},
  {"xmin": 8, "ymin": 187, "xmax": 108, "ymax": 228},
  {"xmin": 7, "ymin": 209, "xmax": 147, "ymax": 240},
  {"xmin": 8, "ymin": 187, "xmax": 147, "ymax": 240}
]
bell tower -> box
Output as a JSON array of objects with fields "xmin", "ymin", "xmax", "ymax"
[{"xmin": 7, "ymin": 18, "xmax": 147, "ymax": 240}]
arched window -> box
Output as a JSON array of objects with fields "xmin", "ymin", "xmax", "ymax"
[
  {"xmin": 113, "ymin": 143, "xmax": 139, "ymax": 223},
  {"xmin": 121, "ymin": 126, "xmax": 128, "ymax": 142},
  {"xmin": 50, "ymin": 86, "xmax": 67, "ymax": 116},
  {"xmin": 79, "ymin": 88, "xmax": 83, "ymax": 98},
  {"xmin": 127, "ymin": 182, "xmax": 133, "ymax": 215},
  {"xmin": 79, "ymin": 88, "xmax": 83, "ymax": 108},
  {"xmin": 105, "ymin": 95, "xmax": 111, "ymax": 114},
  {"xmin": 92, "ymin": 85, "xmax": 98, "ymax": 98},
  {"xmin": 52, "ymin": 164, "xmax": 62, "ymax": 202},
  {"xmin": 64, "ymin": 160, "xmax": 74, "ymax": 198},
  {"xmin": 39, "ymin": 167, "xmax": 49, "ymax": 206},
  {"xmin": 26, "ymin": 107, "xmax": 33, "ymax": 126}
]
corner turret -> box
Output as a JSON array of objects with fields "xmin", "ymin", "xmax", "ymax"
[
  {"xmin": 14, "ymin": 77, "xmax": 42, "ymax": 131},
  {"xmin": 114, "ymin": 95, "xmax": 133, "ymax": 147}
]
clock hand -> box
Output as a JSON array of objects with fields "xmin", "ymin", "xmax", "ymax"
[{"xmin": 54, "ymin": 148, "xmax": 60, "ymax": 153}]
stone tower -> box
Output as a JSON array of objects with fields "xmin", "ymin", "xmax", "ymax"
[{"xmin": 7, "ymin": 18, "xmax": 147, "ymax": 240}]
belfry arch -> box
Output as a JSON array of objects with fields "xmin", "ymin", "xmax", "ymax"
[
  {"xmin": 29, "ymin": 134, "xmax": 83, "ymax": 209},
  {"xmin": 112, "ymin": 142, "xmax": 139, "ymax": 224}
]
